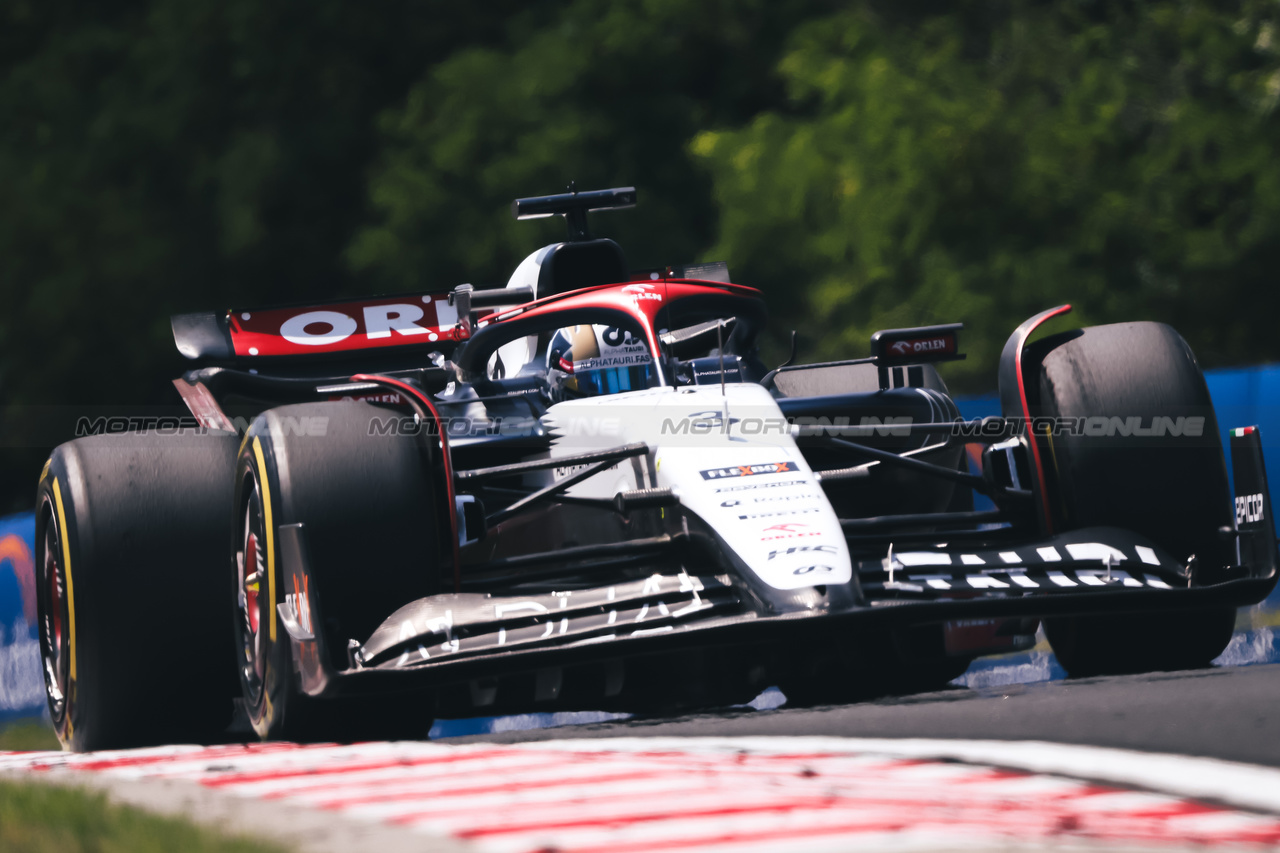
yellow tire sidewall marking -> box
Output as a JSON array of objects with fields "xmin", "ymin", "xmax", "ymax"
[
  {"xmin": 51, "ymin": 477, "xmax": 77, "ymax": 740},
  {"xmin": 251, "ymin": 437, "xmax": 277, "ymax": 643},
  {"xmin": 50, "ymin": 479, "xmax": 76, "ymax": 683}
]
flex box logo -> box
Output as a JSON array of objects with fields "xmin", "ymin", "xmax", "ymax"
[{"xmin": 700, "ymin": 461, "xmax": 799, "ymax": 480}]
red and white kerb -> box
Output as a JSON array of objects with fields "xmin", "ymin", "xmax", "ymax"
[{"xmin": 4, "ymin": 738, "xmax": 1280, "ymax": 852}]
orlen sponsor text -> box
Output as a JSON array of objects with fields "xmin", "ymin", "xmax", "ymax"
[{"xmin": 888, "ymin": 336, "xmax": 953, "ymax": 356}]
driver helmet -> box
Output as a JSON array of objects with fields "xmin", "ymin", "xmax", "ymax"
[{"xmin": 546, "ymin": 324, "xmax": 653, "ymax": 400}]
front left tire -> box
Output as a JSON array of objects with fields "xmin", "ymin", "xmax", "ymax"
[
  {"xmin": 233, "ymin": 401, "xmax": 441, "ymax": 742},
  {"xmin": 36, "ymin": 430, "xmax": 240, "ymax": 751}
]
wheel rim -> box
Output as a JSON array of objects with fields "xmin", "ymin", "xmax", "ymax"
[
  {"xmin": 38, "ymin": 498, "xmax": 69, "ymax": 725},
  {"xmin": 235, "ymin": 469, "xmax": 267, "ymax": 708}
]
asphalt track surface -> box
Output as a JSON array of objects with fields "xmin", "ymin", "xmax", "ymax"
[{"xmin": 447, "ymin": 662, "xmax": 1280, "ymax": 769}]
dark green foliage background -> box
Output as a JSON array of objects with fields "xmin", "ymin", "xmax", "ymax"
[{"xmin": 2, "ymin": 0, "xmax": 1277, "ymax": 510}]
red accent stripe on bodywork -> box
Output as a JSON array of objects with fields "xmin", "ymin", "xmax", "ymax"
[
  {"xmin": 1002, "ymin": 304, "xmax": 1073, "ymax": 533},
  {"xmin": 172, "ymin": 378, "xmax": 237, "ymax": 432}
]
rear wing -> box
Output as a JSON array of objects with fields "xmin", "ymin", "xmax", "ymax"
[{"xmin": 172, "ymin": 293, "xmax": 461, "ymax": 362}]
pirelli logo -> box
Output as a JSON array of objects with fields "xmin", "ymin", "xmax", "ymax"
[{"xmin": 700, "ymin": 461, "xmax": 799, "ymax": 480}]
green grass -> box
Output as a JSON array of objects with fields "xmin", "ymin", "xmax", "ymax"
[
  {"xmin": 0, "ymin": 718, "xmax": 60, "ymax": 751},
  {"xmin": 0, "ymin": 718, "xmax": 289, "ymax": 853},
  {"xmin": 0, "ymin": 780, "xmax": 291, "ymax": 853}
]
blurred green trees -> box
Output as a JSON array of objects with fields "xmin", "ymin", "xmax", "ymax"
[
  {"xmin": 349, "ymin": 0, "xmax": 835, "ymax": 290},
  {"xmin": 2, "ymin": 0, "xmax": 1278, "ymax": 507},
  {"xmin": 691, "ymin": 1, "xmax": 1280, "ymax": 384},
  {"xmin": 1, "ymin": 0, "xmax": 527, "ymax": 409}
]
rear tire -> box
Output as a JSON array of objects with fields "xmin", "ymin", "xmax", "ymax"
[
  {"xmin": 233, "ymin": 402, "xmax": 439, "ymax": 741},
  {"xmin": 1029, "ymin": 322, "xmax": 1236, "ymax": 676},
  {"xmin": 36, "ymin": 430, "xmax": 240, "ymax": 751}
]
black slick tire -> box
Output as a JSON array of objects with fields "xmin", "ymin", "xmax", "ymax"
[
  {"xmin": 1028, "ymin": 322, "xmax": 1236, "ymax": 676},
  {"xmin": 233, "ymin": 401, "xmax": 439, "ymax": 742},
  {"xmin": 35, "ymin": 430, "xmax": 240, "ymax": 752}
]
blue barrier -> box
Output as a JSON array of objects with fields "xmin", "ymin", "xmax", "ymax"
[{"xmin": 0, "ymin": 511, "xmax": 40, "ymax": 722}]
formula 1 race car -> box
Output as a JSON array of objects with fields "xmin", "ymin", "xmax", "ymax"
[{"xmin": 35, "ymin": 187, "xmax": 1279, "ymax": 750}]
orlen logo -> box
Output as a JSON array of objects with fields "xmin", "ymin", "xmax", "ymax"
[
  {"xmin": 764, "ymin": 523, "xmax": 807, "ymax": 534},
  {"xmin": 621, "ymin": 283, "xmax": 663, "ymax": 302},
  {"xmin": 281, "ymin": 304, "xmax": 435, "ymax": 346},
  {"xmin": 761, "ymin": 522, "xmax": 822, "ymax": 541},
  {"xmin": 231, "ymin": 296, "xmax": 460, "ymax": 357},
  {"xmin": 700, "ymin": 461, "xmax": 799, "ymax": 480},
  {"xmin": 889, "ymin": 336, "xmax": 952, "ymax": 356}
]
